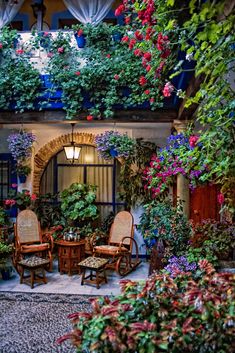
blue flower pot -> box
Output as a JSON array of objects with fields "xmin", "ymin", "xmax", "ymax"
[
  {"xmin": 18, "ymin": 174, "xmax": 27, "ymax": 183},
  {"xmin": 1, "ymin": 268, "xmax": 12, "ymax": 280},
  {"xmin": 110, "ymin": 148, "xmax": 118, "ymax": 158},
  {"xmin": 75, "ymin": 33, "xmax": 86, "ymax": 48},
  {"xmin": 112, "ymin": 32, "xmax": 122, "ymax": 42}
]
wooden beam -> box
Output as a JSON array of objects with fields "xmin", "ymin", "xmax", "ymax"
[{"xmin": 0, "ymin": 108, "xmax": 177, "ymax": 124}]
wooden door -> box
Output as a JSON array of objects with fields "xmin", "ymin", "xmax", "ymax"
[{"xmin": 190, "ymin": 184, "xmax": 220, "ymax": 223}]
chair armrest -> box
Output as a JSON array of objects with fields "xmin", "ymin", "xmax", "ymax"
[
  {"xmin": 42, "ymin": 231, "xmax": 54, "ymax": 252},
  {"xmin": 119, "ymin": 236, "xmax": 139, "ymax": 257}
]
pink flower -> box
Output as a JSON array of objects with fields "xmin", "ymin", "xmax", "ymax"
[
  {"xmin": 129, "ymin": 39, "xmax": 136, "ymax": 50},
  {"xmin": 217, "ymin": 193, "xmax": 225, "ymax": 205},
  {"xmin": 144, "ymin": 89, "xmax": 150, "ymax": 95},
  {"xmin": 25, "ymin": 191, "xmax": 30, "ymax": 196},
  {"xmin": 146, "ymin": 65, "xmax": 151, "ymax": 72},
  {"xmin": 47, "ymin": 52, "xmax": 53, "ymax": 58},
  {"xmin": 57, "ymin": 47, "xmax": 64, "ymax": 54},
  {"xmin": 106, "ymin": 54, "xmax": 111, "ymax": 58},
  {"xmin": 115, "ymin": 4, "xmax": 125, "ymax": 16},
  {"xmin": 139, "ymin": 76, "xmax": 147, "ymax": 86},
  {"xmin": 114, "ymin": 74, "xmax": 119, "ymax": 80},
  {"xmin": 77, "ymin": 29, "xmax": 83, "ymax": 37},
  {"xmin": 121, "ymin": 36, "xmax": 129, "ymax": 43},
  {"xmin": 143, "ymin": 52, "xmax": 151, "ymax": 61},
  {"xmin": 86, "ymin": 115, "xmax": 93, "ymax": 121},
  {"xmin": 0, "ymin": 43, "xmax": 3, "ymax": 49},
  {"xmin": 11, "ymin": 183, "xmax": 18, "ymax": 188},
  {"xmin": 163, "ymin": 82, "xmax": 174, "ymax": 97},
  {"xmin": 189, "ymin": 135, "xmax": 199, "ymax": 148},
  {"xmin": 43, "ymin": 32, "xmax": 49, "ymax": 36},
  {"xmin": 134, "ymin": 49, "xmax": 142, "ymax": 57},
  {"xmin": 5, "ymin": 199, "xmax": 16, "ymax": 206},
  {"xmin": 31, "ymin": 194, "xmax": 37, "ymax": 201},
  {"xmin": 149, "ymin": 97, "xmax": 155, "ymax": 104},
  {"xmin": 125, "ymin": 16, "xmax": 131, "ymax": 24},
  {"xmin": 16, "ymin": 49, "xmax": 24, "ymax": 55},
  {"xmin": 75, "ymin": 71, "xmax": 81, "ymax": 76},
  {"xmin": 134, "ymin": 31, "xmax": 143, "ymax": 41}
]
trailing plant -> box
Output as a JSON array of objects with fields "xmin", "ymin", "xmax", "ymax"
[
  {"xmin": 95, "ymin": 130, "xmax": 136, "ymax": 160},
  {"xmin": 0, "ymin": 27, "xmax": 42, "ymax": 113},
  {"xmin": 45, "ymin": 23, "xmax": 167, "ymax": 119},
  {"xmin": 138, "ymin": 199, "xmax": 192, "ymax": 256},
  {"xmin": 59, "ymin": 260, "xmax": 235, "ymax": 353},
  {"xmin": 143, "ymin": 132, "xmax": 207, "ymax": 199},
  {"xmin": 119, "ymin": 138, "xmax": 156, "ymax": 208},
  {"xmin": 60, "ymin": 183, "xmax": 98, "ymax": 226},
  {"xmin": 116, "ymin": 0, "xmax": 235, "ymax": 214}
]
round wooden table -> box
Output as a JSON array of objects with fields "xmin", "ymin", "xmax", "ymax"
[{"xmin": 55, "ymin": 239, "xmax": 85, "ymax": 276}]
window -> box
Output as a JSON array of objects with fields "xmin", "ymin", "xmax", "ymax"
[
  {"xmin": 40, "ymin": 145, "xmax": 124, "ymax": 220},
  {"xmin": 0, "ymin": 154, "xmax": 17, "ymax": 204}
]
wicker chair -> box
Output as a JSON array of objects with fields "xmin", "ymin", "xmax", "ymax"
[
  {"xmin": 13, "ymin": 209, "xmax": 54, "ymax": 273},
  {"xmin": 93, "ymin": 211, "xmax": 141, "ymax": 276}
]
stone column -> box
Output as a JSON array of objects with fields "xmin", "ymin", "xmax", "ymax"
[{"xmin": 173, "ymin": 120, "xmax": 190, "ymax": 219}]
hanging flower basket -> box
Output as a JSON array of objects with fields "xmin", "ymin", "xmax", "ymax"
[
  {"xmin": 95, "ymin": 131, "xmax": 136, "ymax": 160},
  {"xmin": 7, "ymin": 130, "xmax": 36, "ymax": 163}
]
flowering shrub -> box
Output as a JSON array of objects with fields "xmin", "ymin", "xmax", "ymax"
[
  {"xmin": 139, "ymin": 199, "xmax": 192, "ymax": 255},
  {"xmin": 143, "ymin": 132, "xmax": 207, "ymax": 198},
  {"xmin": 164, "ymin": 256, "xmax": 197, "ymax": 278},
  {"xmin": 95, "ymin": 131, "xmax": 136, "ymax": 160},
  {"xmin": 59, "ymin": 260, "xmax": 235, "ymax": 353},
  {"xmin": 7, "ymin": 130, "xmax": 36, "ymax": 162}
]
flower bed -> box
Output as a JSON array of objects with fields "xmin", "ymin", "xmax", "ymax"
[{"xmin": 58, "ymin": 260, "xmax": 235, "ymax": 353}]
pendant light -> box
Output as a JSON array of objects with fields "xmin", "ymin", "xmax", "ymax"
[{"xmin": 63, "ymin": 123, "xmax": 81, "ymax": 163}]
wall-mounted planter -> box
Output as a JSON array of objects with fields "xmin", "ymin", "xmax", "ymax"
[
  {"xmin": 18, "ymin": 174, "xmax": 27, "ymax": 183},
  {"xmin": 74, "ymin": 33, "xmax": 86, "ymax": 48}
]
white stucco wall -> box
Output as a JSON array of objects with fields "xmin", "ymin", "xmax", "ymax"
[{"xmin": 1, "ymin": 121, "xmax": 172, "ymax": 255}]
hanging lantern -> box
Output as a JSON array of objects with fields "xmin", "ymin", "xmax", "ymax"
[{"xmin": 63, "ymin": 123, "xmax": 81, "ymax": 163}]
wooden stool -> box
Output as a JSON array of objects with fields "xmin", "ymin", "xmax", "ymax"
[
  {"xmin": 18, "ymin": 256, "xmax": 50, "ymax": 289},
  {"xmin": 79, "ymin": 257, "xmax": 109, "ymax": 289}
]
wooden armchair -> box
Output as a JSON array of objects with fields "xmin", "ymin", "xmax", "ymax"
[
  {"xmin": 13, "ymin": 209, "xmax": 54, "ymax": 273},
  {"xmin": 93, "ymin": 211, "xmax": 141, "ymax": 276}
]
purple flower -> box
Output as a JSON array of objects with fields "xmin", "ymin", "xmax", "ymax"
[
  {"xmin": 164, "ymin": 256, "xmax": 197, "ymax": 277},
  {"xmin": 7, "ymin": 130, "xmax": 36, "ymax": 162}
]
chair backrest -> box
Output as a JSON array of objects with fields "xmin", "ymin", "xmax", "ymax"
[
  {"xmin": 109, "ymin": 211, "xmax": 134, "ymax": 246},
  {"xmin": 15, "ymin": 210, "xmax": 41, "ymax": 245}
]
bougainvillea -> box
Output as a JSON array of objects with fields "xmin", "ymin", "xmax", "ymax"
[{"xmin": 143, "ymin": 132, "xmax": 207, "ymax": 198}]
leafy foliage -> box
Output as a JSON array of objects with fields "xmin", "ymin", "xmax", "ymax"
[
  {"xmin": 45, "ymin": 23, "xmax": 166, "ymax": 119},
  {"xmin": 138, "ymin": 199, "xmax": 192, "ymax": 255},
  {"xmin": 60, "ymin": 183, "xmax": 98, "ymax": 225},
  {"xmin": 59, "ymin": 260, "xmax": 235, "ymax": 353}
]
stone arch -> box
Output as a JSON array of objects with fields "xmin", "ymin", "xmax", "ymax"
[{"xmin": 33, "ymin": 132, "xmax": 96, "ymax": 194}]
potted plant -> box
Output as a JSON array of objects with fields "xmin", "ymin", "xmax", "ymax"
[
  {"xmin": 60, "ymin": 183, "xmax": 98, "ymax": 228},
  {"xmin": 5, "ymin": 189, "xmax": 37, "ymax": 211},
  {"xmin": 7, "ymin": 129, "xmax": 36, "ymax": 182},
  {"xmin": 139, "ymin": 199, "xmax": 192, "ymax": 273},
  {"xmin": 95, "ymin": 131, "xmax": 136, "ymax": 160},
  {"xmin": 0, "ymin": 240, "xmax": 13, "ymax": 280}
]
